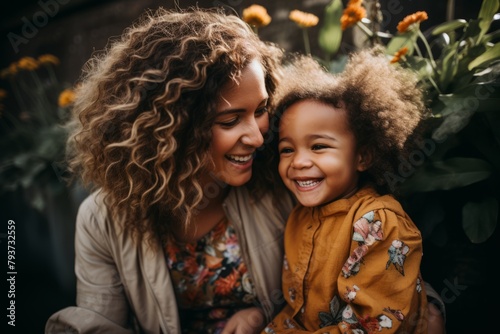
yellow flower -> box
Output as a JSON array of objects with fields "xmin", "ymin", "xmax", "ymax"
[
  {"xmin": 289, "ymin": 10, "xmax": 319, "ymax": 28},
  {"xmin": 38, "ymin": 54, "xmax": 60, "ymax": 66},
  {"xmin": 397, "ymin": 11, "xmax": 428, "ymax": 33},
  {"xmin": 17, "ymin": 57, "xmax": 39, "ymax": 71},
  {"xmin": 242, "ymin": 4, "xmax": 271, "ymax": 28},
  {"xmin": 341, "ymin": 4, "xmax": 366, "ymax": 30},
  {"xmin": 58, "ymin": 88, "xmax": 76, "ymax": 107},
  {"xmin": 390, "ymin": 47, "xmax": 409, "ymax": 63}
]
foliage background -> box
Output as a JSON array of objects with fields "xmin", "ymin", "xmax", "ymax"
[{"xmin": 0, "ymin": 0, "xmax": 496, "ymax": 333}]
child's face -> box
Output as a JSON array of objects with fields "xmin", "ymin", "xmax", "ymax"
[{"xmin": 278, "ymin": 99, "xmax": 365, "ymax": 207}]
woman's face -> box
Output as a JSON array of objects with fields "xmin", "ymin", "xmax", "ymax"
[{"xmin": 209, "ymin": 59, "xmax": 269, "ymax": 186}]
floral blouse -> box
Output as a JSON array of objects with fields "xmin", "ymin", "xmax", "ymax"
[
  {"xmin": 165, "ymin": 217, "xmax": 257, "ymax": 334},
  {"xmin": 263, "ymin": 186, "xmax": 427, "ymax": 333}
]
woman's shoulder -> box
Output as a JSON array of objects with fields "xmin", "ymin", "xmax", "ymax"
[{"xmin": 76, "ymin": 190, "xmax": 112, "ymax": 232}]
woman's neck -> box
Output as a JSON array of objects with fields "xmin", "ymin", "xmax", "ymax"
[{"xmin": 174, "ymin": 173, "xmax": 230, "ymax": 243}]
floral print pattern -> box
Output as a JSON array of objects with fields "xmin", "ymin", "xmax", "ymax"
[
  {"xmin": 165, "ymin": 217, "xmax": 256, "ymax": 334},
  {"xmin": 271, "ymin": 188, "xmax": 427, "ymax": 333},
  {"xmin": 342, "ymin": 211, "xmax": 384, "ymax": 278},
  {"xmin": 386, "ymin": 239, "xmax": 410, "ymax": 276}
]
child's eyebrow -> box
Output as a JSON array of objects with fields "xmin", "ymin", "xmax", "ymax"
[
  {"xmin": 278, "ymin": 134, "xmax": 338, "ymax": 144},
  {"xmin": 308, "ymin": 134, "xmax": 337, "ymax": 141}
]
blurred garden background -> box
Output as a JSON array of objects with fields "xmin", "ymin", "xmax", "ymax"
[{"xmin": 1, "ymin": 0, "xmax": 498, "ymax": 332}]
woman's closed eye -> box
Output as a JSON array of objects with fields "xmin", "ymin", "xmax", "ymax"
[
  {"xmin": 255, "ymin": 106, "xmax": 268, "ymax": 117},
  {"xmin": 216, "ymin": 116, "xmax": 239, "ymax": 128}
]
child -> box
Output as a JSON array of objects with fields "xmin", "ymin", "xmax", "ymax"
[{"xmin": 264, "ymin": 49, "xmax": 428, "ymax": 333}]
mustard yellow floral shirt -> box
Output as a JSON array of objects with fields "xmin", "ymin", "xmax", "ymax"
[
  {"xmin": 264, "ymin": 186, "xmax": 427, "ymax": 333},
  {"xmin": 165, "ymin": 217, "xmax": 257, "ymax": 334}
]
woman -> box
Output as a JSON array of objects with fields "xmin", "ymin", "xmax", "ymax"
[
  {"xmin": 45, "ymin": 7, "xmax": 444, "ymax": 334},
  {"xmin": 46, "ymin": 7, "xmax": 291, "ymax": 334}
]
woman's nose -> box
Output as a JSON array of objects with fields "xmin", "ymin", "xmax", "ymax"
[{"xmin": 241, "ymin": 118, "xmax": 267, "ymax": 147}]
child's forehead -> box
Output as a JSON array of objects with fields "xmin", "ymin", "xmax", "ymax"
[
  {"xmin": 279, "ymin": 99, "xmax": 349, "ymax": 129},
  {"xmin": 282, "ymin": 99, "xmax": 344, "ymax": 116}
]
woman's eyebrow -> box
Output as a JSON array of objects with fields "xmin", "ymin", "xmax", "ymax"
[{"xmin": 217, "ymin": 98, "xmax": 269, "ymax": 115}]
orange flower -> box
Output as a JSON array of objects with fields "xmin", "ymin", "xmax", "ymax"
[
  {"xmin": 289, "ymin": 10, "xmax": 319, "ymax": 28},
  {"xmin": 390, "ymin": 47, "xmax": 409, "ymax": 63},
  {"xmin": 341, "ymin": 4, "xmax": 366, "ymax": 30},
  {"xmin": 17, "ymin": 57, "xmax": 39, "ymax": 71},
  {"xmin": 214, "ymin": 269, "xmax": 240, "ymax": 296},
  {"xmin": 38, "ymin": 54, "xmax": 60, "ymax": 66},
  {"xmin": 397, "ymin": 11, "xmax": 428, "ymax": 33},
  {"xmin": 58, "ymin": 88, "xmax": 76, "ymax": 107},
  {"xmin": 242, "ymin": 4, "xmax": 271, "ymax": 28}
]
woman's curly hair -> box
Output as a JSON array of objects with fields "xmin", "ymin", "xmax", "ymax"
[
  {"xmin": 272, "ymin": 48, "xmax": 427, "ymax": 195},
  {"xmin": 67, "ymin": 7, "xmax": 284, "ymax": 245}
]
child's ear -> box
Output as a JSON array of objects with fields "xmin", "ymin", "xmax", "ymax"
[{"xmin": 357, "ymin": 148, "xmax": 373, "ymax": 172}]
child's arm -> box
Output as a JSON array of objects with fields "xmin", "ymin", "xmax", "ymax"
[{"xmin": 335, "ymin": 208, "xmax": 427, "ymax": 333}]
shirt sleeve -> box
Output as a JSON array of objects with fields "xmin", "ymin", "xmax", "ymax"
[
  {"xmin": 45, "ymin": 195, "xmax": 134, "ymax": 333},
  {"xmin": 335, "ymin": 208, "xmax": 427, "ymax": 333}
]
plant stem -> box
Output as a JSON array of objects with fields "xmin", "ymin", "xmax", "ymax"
[
  {"xmin": 9, "ymin": 77, "xmax": 29, "ymax": 115},
  {"xmin": 446, "ymin": 0, "xmax": 455, "ymax": 21},
  {"xmin": 418, "ymin": 29, "xmax": 437, "ymax": 69},
  {"xmin": 356, "ymin": 21, "xmax": 374, "ymax": 38},
  {"xmin": 368, "ymin": 0, "xmax": 382, "ymax": 46},
  {"xmin": 426, "ymin": 75, "xmax": 443, "ymax": 95},
  {"xmin": 414, "ymin": 43, "xmax": 424, "ymax": 58},
  {"xmin": 302, "ymin": 28, "xmax": 311, "ymax": 55}
]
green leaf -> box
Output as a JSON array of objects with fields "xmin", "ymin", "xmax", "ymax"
[
  {"xmin": 468, "ymin": 43, "xmax": 500, "ymax": 70},
  {"xmin": 477, "ymin": 0, "xmax": 500, "ymax": 43},
  {"xmin": 462, "ymin": 112, "xmax": 500, "ymax": 173},
  {"xmin": 431, "ymin": 19, "xmax": 468, "ymax": 36},
  {"xmin": 484, "ymin": 29, "xmax": 500, "ymax": 43},
  {"xmin": 318, "ymin": 0, "xmax": 343, "ymax": 56},
  {"xmin": 404, "ymin": 56, "xmax": 434, "ymax": 80},
  {"xmin": 462, "ymin": 197, "xmax": 498, "ymax": 243},
  {"xmin": 400, "ymin": 158, "xmax": 492, "ymax": 193},
  {"xmin": 462, "ymin": 19, "xmax": 482, "ymax": 41},
  {"xmin": 386, "ymin": 31, "xmax": 417, "ymax": 55},
  {"xmin": 439, "ymin": 45, "xmax": 459, "ymax": 92}
]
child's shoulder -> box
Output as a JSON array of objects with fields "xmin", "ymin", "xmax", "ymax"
[{"xmin": 350, "ymin": 187, "xmax": 405, "ymax": 219}]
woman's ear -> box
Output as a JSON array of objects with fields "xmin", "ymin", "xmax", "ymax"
[{"xmin": 357, "ymin": 148, "xmax": 373, "ymax": 172}]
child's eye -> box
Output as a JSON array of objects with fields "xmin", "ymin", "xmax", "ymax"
[
  {"xmin": 312, "ymin": 144, "xmax": 329, "ymax": 150},
  {"xmin": 279, "ymin": 147, "xmax": 294, "ymax": 154}
]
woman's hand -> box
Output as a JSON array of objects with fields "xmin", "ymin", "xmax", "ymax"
[{"xmin": 221, "ymin": 307, "xmax": 266, "ymax": 334}]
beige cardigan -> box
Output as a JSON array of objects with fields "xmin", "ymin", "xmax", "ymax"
[{"xmin": 45, "ymin": 186, "xmax": 295, "ymax": 334}]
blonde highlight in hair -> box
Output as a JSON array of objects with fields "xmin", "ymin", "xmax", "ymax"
[{"xmin": 67, "ymin": 7, "xmax": 284, "ymax": 245}]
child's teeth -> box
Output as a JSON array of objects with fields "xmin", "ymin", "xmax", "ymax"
[{"xmin": 297, "ymin": 180, "xmax": 319, "ymax": 187}]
